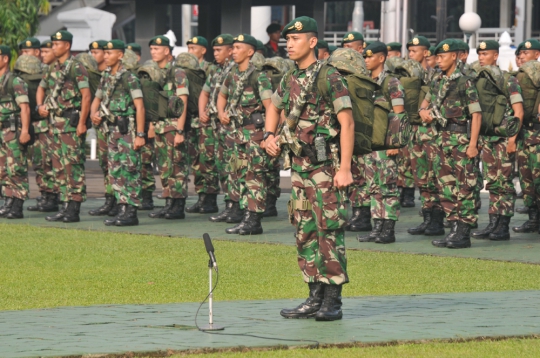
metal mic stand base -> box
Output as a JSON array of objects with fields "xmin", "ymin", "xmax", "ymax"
[
  {"xmin": 201, "ymin": 260, "xmax": 225, "ymax": 331},
  {"xmin": 199, "ymin": 324, "xmax": 225, "ymax": 331}
]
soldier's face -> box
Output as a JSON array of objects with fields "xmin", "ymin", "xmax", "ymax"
[
  {"xmin": 364, "ymin": 53, "xmax": 386, "ymax": 71},
  {"xmin": 41, "ymin": 48, "xmax": 55, "ymax": 65},
  {"xmin": 318, "ymin": 48, "xmax": 330, "ymax": 60},
  {"xmin": 150, "ymin": 46, "xmax": 169, "ymax": 63},
  {"xmin": 459, "ymin": 51, "xmax": 469, "ymax": 62},
  {"xmin": 0, "ymin": 55, "xmax": 9, "ymax": 70},
  {"xmin": 52, "ymin": 41, "xmax": 70, "ymax": 57},
  {"xmin": 90, "ymin": 49, "xmax": 105, "ymax": 65},
  {"xmin": 104, "ymin": 50, "xmax": 123, "ymax": 67},
  {"xmin": 387, "ymin": 50, "xmax": 401, "ymax": 58},
  {"xmin": 21, "ymin": 49, "xmax": 40, "ymax": 58},
  {"xmin": 478, "ymin": 50, "xmax": 499, "ymax": 66},
  {"xmin": 213, "ymin": 46, "xmax": 232, "ymax": 64},
  {"xmin": 519, "ymin": 50, "xmax": 540, "ymax": 64},
  {"xmin": 515, "ymin": 56, "xmax": 522, "ymax": 67},
  {"xmin": 269, "ymin": 31, "xmax": 281, "ymax": 42},
  {"xmin": 426, "ymin": 56, "xmax": 436, "ymax": 69},
  {"xmin": 408, "ymin": 46, "xmax": 428, "ymax": 63},
  {"xmin": 232, "ymin": 43, "xmax": 254, "ymax": 64},
  {"xmin": 437, "ymin": 52, "xmax": 457, "ymax": 72},
  {"xmin": 188, "ymin": 44, "xmax": 206, "ymax": 61},
  {"xmin": 285, "ymin": 33, "xmax": 317, "ymax": 61},
  {"xmin": 343, "ymin": 41, "xmax": 363, "ymax": 53}
]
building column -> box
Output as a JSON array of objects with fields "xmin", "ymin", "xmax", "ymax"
[
  {"xmin": 381, "ymin": 0, "xmax": 398, "ymax": 43},
  {"xmin": 295, "ymin": 0, "xmax": 326, "ymax": 39},
  {"xmin": 514, "ymin": 0, "xmax": 527, "ymax": 44},
  {"xmin": 499, "ymin": 0, "xmax": 511, "ymax": 28},
  {"xmin": 251, "ymin": 6, "xmax": 272, "ymax": 43}
]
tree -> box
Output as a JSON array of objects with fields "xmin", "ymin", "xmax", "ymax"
[{"xmin": 0, "ymin": 0, "xmax": 50, "ymax": 65}]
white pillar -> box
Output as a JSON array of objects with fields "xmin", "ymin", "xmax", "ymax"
[
  {"xmin": 499, "ymin": 0, "xmax": 511, "ymax": 28},
  {"xmin": 352, "ymin": 1, "xmax": 364, "ymax": 33},
  {"xmin": 251, "ymin": 6, "xmax": 272, "ymax": 43},
  {"xmin": 182, "ymin": 5, "xmax": 192, "ymax": 46},
  {"xmin": 498, "ymin": 31, "xmax": 518, "ymax": 71},
  {"xmin": 381, "ymin": 0, "xmax": 398, "ymax": 43},
  {"xmin": 401, "ymin": 0, "xmax": 409, "ymax": 55},
  {"xmin": 464, "ymin": 0, "xmax": 478, "ymax": 48},
  {"xmin": 57, "ymin": 7, "xmax": 116, "ymax": 51},
  {"xmin": 525, "ymin": 0, "xmax": 532, "ymax": 40},
  {"xmin": 515, "ymin": 0, "xmax": 526, "ymax": 44}
]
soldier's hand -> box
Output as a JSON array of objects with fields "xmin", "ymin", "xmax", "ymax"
[
  {"xmin": 386, "ymin": 149, "xmax": 399, "ymax": 156},
  {"xmin": 200, "ymin": 110, "xmax": 210, "ymax": 123},
  {"xmin": 265, "ymin": 135, "xmax": 281, "ymax": 157},
  {"xmin": 19, "ymin": 131, "xmax": 31, "ymax": 145},
  {"xmin": 420, "ymin": 109, "xmax": 433, "ymax": 124},
  {"xmin": 220, "ymin": 114, "xmax": 230, "ymax": 125},
  {"xmin": 38, "ymin": 105, "xmax": 49, "ymax": 118},
  {"xmin": 76, "ymin": 122, "xmax": 87, "ymax": 137},
  {"xmin": 466, "ymin": 145, "xmax": 478, "ymax": 159},
  {"xmin": 507, "ymin": 140, "xmax": 517, "ymax": 154},
  {"xmin": 91, "ymin": 112, "xmax": 102, "ymax": 126},
  {"xmin": 334, "ymin": 168, "xmax": 353, "ymax": 189},
  {"xmin": 174, "ymin": 133, "xmax": 185, "ymax": 147},
  {"xmin": 260, "ymin": 140, "xmax": 266, "ymax": 150},
  {"xmin": 134, "ymin": 137, "xmax": 145, "ymax": 150}
]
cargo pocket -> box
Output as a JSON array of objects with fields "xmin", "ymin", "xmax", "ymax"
[{"xmin": 317, "ymin": 190, "xmax": 347, "ymax": 231}]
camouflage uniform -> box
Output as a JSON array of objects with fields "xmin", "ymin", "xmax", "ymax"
[
  {"xmin": 271, "ymin": 61, "xmax": 351, "ymax": 285},
  {"xmin": 0, "ymin": 72, "xmax": 30, "ymax": 200},
  {"xmin": 348, "ymin": 155, "xmax": 369, "ymax": 208},
  {"xmin": 94, "ymin": 121, "xmax": 114, "ymax": 196},
  {"xmin": 39, "ymin": 56, "xmax": 88, "ymax": 203},
  {"xmin": 95, "ymin": 66, "xmax": 142, "ymax": 206},
  {"xmin": 31, "ymin": 97, "xmax": 56, "ymax": 195}
]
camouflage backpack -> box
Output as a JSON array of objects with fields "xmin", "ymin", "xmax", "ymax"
[
  {"xmin": 174, "ymin": 53, "xmax": 206, "ymax": 123},
  {"xmin": 263, "ymin": 57, "xmax": 289, "ymax": 92},
  {"xmin": 475, "ymin": 66, "xmax": 520, "ymax": 137},
  {"xmin": 137, "ymin": 61, "xmax": 177, "ymax": 123},
  {"xmin": 515, "ymin": 61, "xmax": 540, "ymax": 124},
  {"xmin": 122, "ymin": 49, "xmax": 140, "ymax": 72},
  {"xmin": 13, "ymin": 55, "xmax": 42, "ymax": 122},
  {"xmin": 74, "ymin": 53, "xmax": 101, "ymax": 99}
]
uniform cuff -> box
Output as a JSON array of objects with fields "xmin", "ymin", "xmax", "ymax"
[
  {"xmin": 95, "ymin": 89, "xmax": 103, "ymax": 100},
  {"xmin": 39, "ymin": 80, "xmax": 48, "ymax": 89},
  {"xmin": 77, "ymin": 81, "xmax": 89, "ymax": 89},
  {"xmin": 468, "ymin": 102, "xmax": 482, "ymax": 114},
  {"xmin": 271, "ymin": 92, "xmax": 284, "ymax": 109},
  {"xmin": 260, "ymin": 89, "xmax": 273, "ymax": 101},
  {"xmin": 16, "ymin": 96, "xmax": 29, "ymax": 105},
  {"xmin": 176, "ymin": 88, "xmax": 189, "ymax": 96},
  {"xmin": 510, "ymin": 94, "xmax": 523, "ymax": 105},
  {"xmin": 131, "ymin": 89, "xmax": 143, "ymax": 99},
  {"xmin": 333, "ymin": 96, "xmax": 352, "ymax": 113},
  {"xmin": 391, "ymin": 98, "xmax": 404, "ymax": 107},
  {"xmin": 220, "ymin": 86, "xmax": 229, "ymax": 96},
  {"xmin": 202, "ymin": 84, "xmax": 211, "ymax": 93}
]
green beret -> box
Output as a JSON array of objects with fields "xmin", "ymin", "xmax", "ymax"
[
  {"xmin": 363, "ymin": 41, "xmax": 387, "ymax": 57},
  {"xmin": 454, "ymin": 40, "xmax": 470, "ymax": 52},
  {"xmin": 126, "ymin": 43, "xmax": 141, "ymax": 54},
  {"xmin": 477, "ymin": 40, "xmax": 499, "ymax": 52},
  {"xmin": 407, "ymin": 36, "xmax": 430, "ymax": 49},
  {"xmin": 317, "ymin": 40, "xmax": 329, "ymax": 50},
  {"xmin": 329, "ymin": 45, "xmax": 338, "ymax": 54},
  {"xmin": 342, "ymin": 31, "xmax": 364, "ymax": 46},
  {"xmin": 256, "ymin": 40, "xmax": 265, "ymax": 51},
  {"xmin": 40, "ymin": 40, "xmax": 52, "ymax": 49},
  {"xmin": 187, "ymin": 36, "xmax": 208, "ymax": 48},
  {"xmin": 386, "ymin": 42, "xmax": 402, "ymax": 52},
  {"xmin": 233, "ymin": 33, "xmax": 257, "ymax": 48},
  {"xmin": 211, "ymin": 34, "xmax": 234, "ymax": 47},
  {"xmin": 19, "ymin": 37, "xmax": 40, "ymax": 49},
  {"xmin": 281, "ymin": 16, "xmax": 318, "ymax": 39},
  {"xmin": 363, "ymin": 41, "xmax": 372, "ymax": 49},
  {"xmin": 51, "ymin": 30, "xmax": 73, "ymax": 42},
  {"xmin": 266, "ymin": 23, "xmax": 282, "ymax": 34},
  {"xmin": 517, "ymin": 39, "xmax": 540, "ymax": 52},
  {"xmin": 149, "ymin": 35, "xmax": 170, "ymax": 47},
  {"xmin": 89, "ymin": 40, "xmax": 108, "ymax": 51},
  {"xmin": 427, "ymin": 46, "xmax": 436, "ymax": 57},
  {"xmin": 104, "ymin": 39, "xmax": 125, "ymax": 50},
  {"xmin": 434, "ymin": 39, "xmax": 460, "ymax": 55},
  {"xmin": 0, "ymin": 45, "xmax": 11, "ymax": 59}
]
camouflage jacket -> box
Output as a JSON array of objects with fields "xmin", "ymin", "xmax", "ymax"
[
  {"xmin": 271, "ymin": 61, "xmax": 352, "ymax": 172},
  {"xmin": 200, "ymin": 60, "xmax": 212, "ymax": 76},
  {"xmin": 0, "ymin": 71, "xmax": 29, "ymax": 121},
  {"xmin": 95, "ymin": 65, "xmax": 143, "ymax": 118},
  {"xmin": 375, "ymin": 72, "xmax": 405, "ymax": 107},
  {"xmin": 154, "ymin": 60, "xmax": 189, "ymax": 134}
]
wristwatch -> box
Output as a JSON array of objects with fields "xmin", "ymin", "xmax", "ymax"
[
  {"xmin": 136, "ymin": 132, "xmax": 146, "ymax": 138},
  {"xmin": 35, "ymin": 105, "xmax": 41, "ymax": 112},
  {"xmin": 263, "ymin": 131, "xmax": 275, "ymax": 141},
  {"xmin": 177, "ymin": 129, "xmax": 185, "ymax": 135}
]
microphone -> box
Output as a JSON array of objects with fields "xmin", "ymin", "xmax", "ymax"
[{"xmin": 203, "ymin": 233, "xmax": 218, "ymax": 270}]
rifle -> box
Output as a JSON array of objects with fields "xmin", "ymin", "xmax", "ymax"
[
  {"xmin": 208, "ymin": 61, "xmax": 236, "ymax": 131},
  {"xmin": 98, "ymin": 69, "xmax": 125, "ymax": 131},
  {"xmin": 45, "ymin": 58, "xmax": 74, "ymax": 119}
]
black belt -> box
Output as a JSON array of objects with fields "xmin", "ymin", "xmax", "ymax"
[
  {"xmin": 440, "ymin": 122, "xmax": 467, "ymax": 133},
  {"xmin": 300, "ymin": 141, "xmax": 334, "ymax": 162},
  {"xmin": 526, "ymin": 122, "xmax": 540, "ymax": 131},
  {"xmin": 0, "ymin": 121, "xmax": 10, "ymax": 129},
  {"xmin": 241, "ymin": 112, "xmax": 264, "ymax": 127}
]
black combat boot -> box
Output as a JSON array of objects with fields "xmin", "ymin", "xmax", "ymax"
[
  {"xmin": 401, "ymin": 187, "xmax": 415, "ymax": 207},
  {"xmin": 115, "ymin": 205, "xmax": 139, "ymax": 226},
  {"xmin": 6, "ymin": 198, "xmax": 24, "ymax": 219},
  {"xmin": 140, "ymin": 190, "xmax": 154, "ymax": 211},
  {"xmin": 516, "ymin": 206, "xmax": 529, "ymax": 214},
  {"xmin": 186, "ymin": 193, "xmax": 204, "ymax": 213},
  {"xmin": 512, "ymin": 206, "xmax": 539, "ymax": 233},
  {"xmin": 38, "ymin": 192, "xmax": 59, "ymax": 213},
  {"xmin": 62, "ymin": 201, "xmax": 81, "ymax": 223},
  {"xmin": 104, "ymin": 204, "xmax": 126, "ymax": 226},
  {"xmin": 471, "ymin": 214, "xmax": 499, "ymax": 239},
  {"xmin": 345, "ymin": 207, "xmax": 361, "ymax": 231},
  {"xmin": 315, "ymin": 284, "xmax": 343, "ymax": 321},
  {"xmin": 226, "ymin": 201, "xmax": 244, "ymax": 223},
  {"xmin": 164, "ymin": 198, "xmax": 186, "ymax": 220},
  {"xmin": 27, "ymin": 192, "xmax": 44, "ymax": 211},
  {"xmin": 199, "ymin": 193, "xmax": 219, "ymax": 214},
  {"xmin": 408, "ymin": 208, "xmax": 432, "ymax": 235},
  {"xmin": 446, "ymin": 221, "xmax": 472, "ymax": 249},
  {"xmin": 0, "ymin": 197, "xmax": 14, "ymax": 217},
  {"xmin": 348, "ymin": 206, "xmax": 372, "ymax": 232},
  {"xmin": 262, "ymin": 194, "xmax": 278, "ymax": 217},
  {"xmin": 88, "ymin": 194, "xmax": 116, "ymax": 216},
  {"xmin": 280, "ymin": 283, "xmax": 325, "ymax": 319},
  {"xmin": 45, "ymin": 202, "xmax": 68, "ymax": 222},
  {"xmin": 424, "ymin": 208, "xmax": 446, "ymax": 236},
  {"xmin": 443, "ymin": 220, "xmax": 451, "ymax": 228},
  {"xmin": 107, "ymin": 202, "xmax": 120, "ymax": 217},
  {"xmin": 209, "ymin": 200, "xmax": 233, "ymax": 222},
  {"xmin": 489, "ymin": 216, "xmax": 511, "ymax": 241},
  {"xmin": 357, "ymin": 218, "xmax": 383, "ymax": 242},
  {"xmin": 148, "ymin": 198, "xmax": 172, "ymax": 218},
  {"xmin": 375, "ymin": 220, "xmax": 396, "ymax": 244},
  {"xmin": 432, "ymin": 221, "xmax": 458, "ymax": 247},
  {"xmin": 225, "ymin": 210, "xmax": 249, "ymax": 234},
  {"xmin": 238, "ymin": 211, "xmax": 263, "ymax": 235}
]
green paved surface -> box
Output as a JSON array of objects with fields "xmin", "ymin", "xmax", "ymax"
[
  {"xmin": 2, "ymin": 290, "xmax": 540, "ymax": 357},
  {"xmin": 5, "ymin": 193, "xmax": 540, "ymax": 264}
]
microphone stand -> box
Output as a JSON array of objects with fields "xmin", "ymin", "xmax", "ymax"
[{"xmin": 199, "ymin": 259, "xmax": 224, "ymax": 331}]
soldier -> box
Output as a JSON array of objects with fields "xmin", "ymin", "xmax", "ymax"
[
  {"xmin": 40, "ymin": 40, "xmax": 55, "ymax": 65},
  {"xmin": 36, "ymin": 30, "xmax": 91, "ymax": 223},
  {"xmin": 419, "ymin": 39, "xmax": 483, "ymax": 249},
  {"xmin": 426, "ymin": 46, "xmax": 437, "ymax": 69},
  {"xmin": 19, "ymin": 37, "xmax": 41, "ymax": 58},
  {"xmin": 317, "ymin": 40, "xmax": 331, "ymax": 60},
  {"xmin": 216, "ymin": 34, "xmax": 273, "ymax": 235},
  {"xmin": 89, "ymin": 41, "xmax": 108, "ymax": 72},
  {"xmin": 147, "ymin": 35, "xmax": 190, "ymax": 220},
  {"xmin": 357, "ymin": 41, "xmax": 406, "ymax": 244},
  {"xmin": 0, "ymin": 45, "xmax": 32, "ymax": 219},
  {"xmin": 90, "ymin": 40, "xmax": 146, "ymax": 226},
  {"xmin": 265, "ymin": 16, "xmax": 353, "ymax": 321},
  {"xmin": 264, "ymin": 23, "xmax": 287, "ymax": 58},
  {"xmin": 187, "ymin": 36, "xmax": 212, "ymax": 75},
  {"xmin": 386, "ymin": 42, "xmax": 402, "ymax": 58},
  {"xmin": 341, "ymin": 31, "xmax": 364, "ymax": 51},
  {"xmin": 406, "ymin": 35, "xmax": 446, "ymax": 237},
  {"xmin": 126, "ymin": 43, "xmax": 142, "ymax": 62},
  {"xmin": 471, "ymin": 40, "xmax": 523, "ymax": 241}
]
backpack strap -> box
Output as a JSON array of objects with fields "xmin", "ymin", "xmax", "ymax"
[
  {"xmin": 457, "ymin": 75, "xmax": 473, "ymax": 117},
  {"xmin": 315, "ymin": 65, "xmax": 332, "ymax": 106},
  {"xmin": 381, "ymin": 75, "xmax": 393, "ymax": 106}
]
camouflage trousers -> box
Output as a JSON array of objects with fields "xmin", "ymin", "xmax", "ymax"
[
  {"xmin": 154, "ymin": 130, "xmax": 188, "ymax": 199},
  {"xmin": 50, "ymin": 130, "xmax": 86, "ymax": 203},
  {"xmin": 190, "ymin": 124, "xmax": 220, "ymax": 194},
  {"xmin": 517, "ymin": 129, "xmax": 540, "ymax": 208},
  {"xmin": 290, "ymin": 164, "xmax": 349, "ymax": 286},
  {"xmin": 0, "ymin": 127, "xmax": 29, "ymax": 200},
  {"xmin": 349, "ymin": 154, "xmax": 370, "ymax": 208},
  {"xmin": 411, "ymin": 125, "xmax": 442, "ymax": 210},
  {"xmin": 481, "ymin": 138, "xmax": 516, "ymax": 217},
  {"xmin": 140, "ymin": 137, "xmax": 156, "ymax": 192},
  {"xmin": 365, "ymin": 150, "xmax": 400, "ymax": 221},
  {"xmin": 435, "ymin": 132, "xmax": 478, "ymax": 225},
  {"xmin": 215, "ymin": 121, "xmax": 235, "ymax": 201},
  {"xmin": 107, "ymin": 126, "xmax": 141, "ymax": 207},
  {"xmin": 95, "ymin": 125, "xmax": 113, "ymax": 195},
  {"xmin": 30, "ymin": 131, "xmax": 56, "ymax": 194},
  {"xmin": 397, "ymin": 134, "xmax": 415, "ymax": 189}
]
